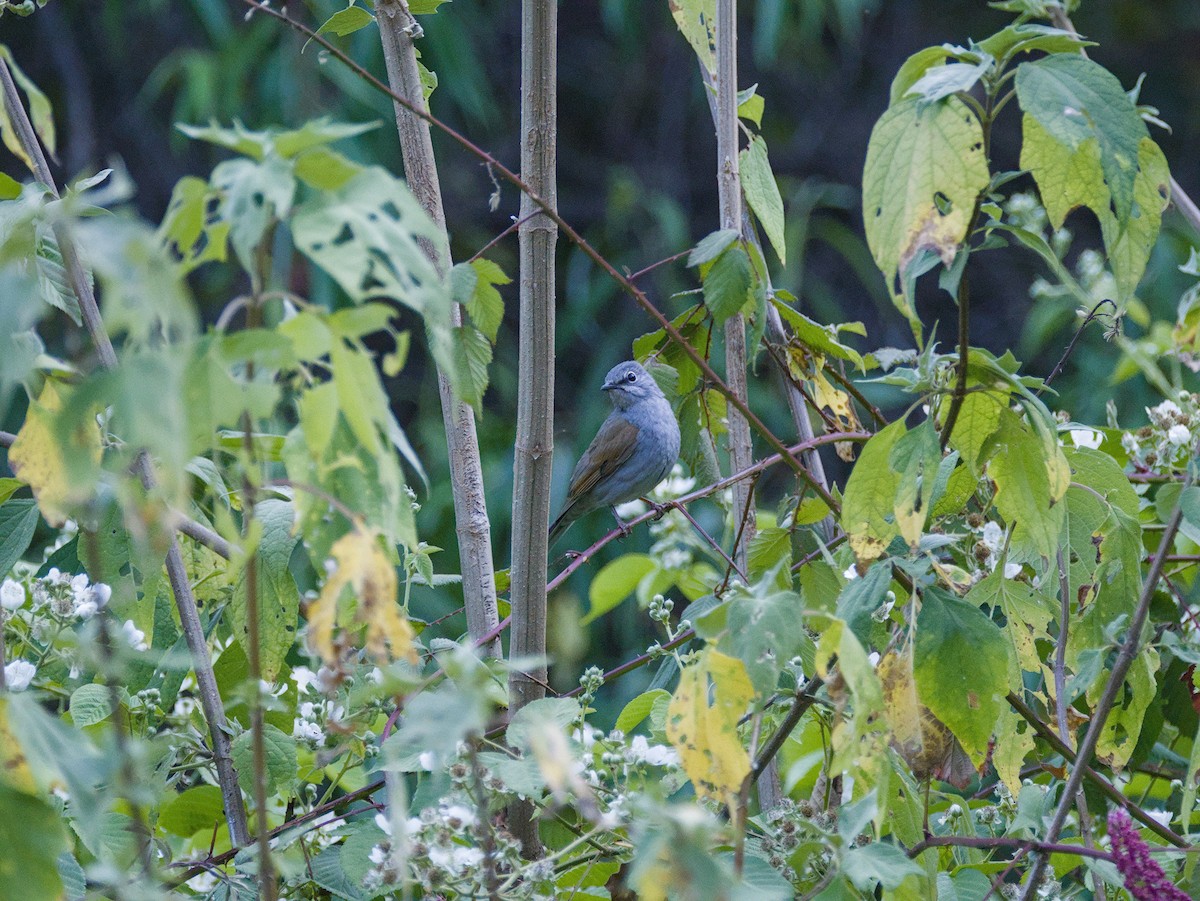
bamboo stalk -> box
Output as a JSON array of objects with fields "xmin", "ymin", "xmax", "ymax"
[
  {"xmin": 715, "ymin": 0, "xmax": 755, "ymax": 575},
  {"xmin": 507, "ymin": 0, "xmax": 559, "ymax": 858}
]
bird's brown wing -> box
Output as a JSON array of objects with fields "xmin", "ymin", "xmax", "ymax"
[{"xmin": 565, "ymin": 414, "xmax": 640, "ymax": 505}]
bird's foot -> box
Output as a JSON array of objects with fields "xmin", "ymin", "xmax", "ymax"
[
  {"xmin": 643, "ymin": 498, "xmax": 671, "ymax": 520},
  {"xmin": 609, "ymin": 508, "xmax": 634, "ymax": 539}
]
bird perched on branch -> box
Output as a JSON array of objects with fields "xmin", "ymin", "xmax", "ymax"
[{"xmin": 549, "ymin": 361, "xmax": 681, "ymax": 547}]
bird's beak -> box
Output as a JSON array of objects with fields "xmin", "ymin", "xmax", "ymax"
[{"xmin": 601, "ymin": 380, "xmax": 616, "ymax": 391}]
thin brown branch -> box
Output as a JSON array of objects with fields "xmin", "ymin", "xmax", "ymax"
[{"xmin": 907, "ymin": 834, "xmax": 1112, "ymax": 863}]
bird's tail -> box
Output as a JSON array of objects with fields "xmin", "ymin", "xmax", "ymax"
[{"xmin": 548, "ymin": 505, "xmax": 576, "ymax": 547}]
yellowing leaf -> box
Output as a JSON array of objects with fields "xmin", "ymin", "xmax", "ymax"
[
  {"xmin": 862, "ymin": 97, "xmax": 989, "ymax": 331},
  {"xmin": 308, "ymin": 528, "xmax": 417, "ymax": 666},
  {"xmin": 9, "ymin": 379, "xmax": 102, "ymax": 527},
  {"xmin": 668, "ymin": 0, "xmax": 716, "ymax": 76},
  {"xmin": 666, "ymin": 648, "xmax": 753, "ymax": 812},
  {"xmin": 0, "ymin": 699, "xmax": 35, "ymax": 793}
]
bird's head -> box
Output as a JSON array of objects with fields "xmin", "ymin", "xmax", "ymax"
[{"xmin": 601, "ymin": 361, "xmax": 661, "ymax": 410}]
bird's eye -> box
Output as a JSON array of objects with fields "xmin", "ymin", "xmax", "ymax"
[{"xmin": 626, "ymin": 372, "xmax": 637, "ymax": 382}]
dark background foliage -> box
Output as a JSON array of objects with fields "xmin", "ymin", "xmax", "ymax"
[{"xmin": 6, "ymin": 0, "xmax": 1200, "ymax": 689}]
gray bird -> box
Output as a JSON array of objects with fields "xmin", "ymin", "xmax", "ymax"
[{"xmin": 549, "ymin": 361, "xmax": 681, "ymax": 546}]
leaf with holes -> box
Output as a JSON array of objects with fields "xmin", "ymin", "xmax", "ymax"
[{"xmin": 862, "ymin": 97, "xmax": 988, "ymax": 332}]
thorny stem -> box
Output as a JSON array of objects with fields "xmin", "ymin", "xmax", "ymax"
[
  {"xmin": 0, "ymin": 54, "xmax": 250, "ymax": 847},
  {"xmin": 907, "ymin": 834, "xmax": 1114, "ymax": 863},
  {"xmin": 938, "ymin": 274, "xmax": 972, "ymax": 448}
]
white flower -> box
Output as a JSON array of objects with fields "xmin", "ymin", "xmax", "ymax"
[
  {"xmin": 1144, "ymin": 809, "xmax": 1173, "ymax": 827},
  {"xmin": 291, "ymin": 666, "xmax": 318, "ymax": 694},
  {"xmin": 981, "ymin": 521, "xmax": 1003, "ymax": 552},
  {"xmin": 418, "ymin": 751, "xmax": 436, "ymax": 771},
  {"xmin": 374, "ymin": 812, "xmax": 393, "ymax": 836},
  {"xmin": 85, "ymin": 583, "xmax": 111, "ymax": 609},
  {"xmin": 843, "ymin": 565, "xmax": 859, "ymax": 581},
  {"xmin": 625, "ymin": 735, "xmax": 679, "ymax": 767},
  {"xmin": 0, "ymin": 579, "xmax": 24, "ymax": 611},
  {"xmin": 428, "ymin": 844, "xmax": 483, "ymax": 874},
  {"xmin": 4, "ymin": 659, "xmax": 36, "ymax": 691},
  {"xmin": 120, "ymin": 619, "xmax": 148, "ymax": 651},
  {"xmin": 614, "ymin": 499, "xmax": 647, "ymax": 520},
  {"xmin": 74, "ymin": 599, "xmax": 99, "ymax": 620},
  {"xmin": 1150, "ymin": 400, "xmax": 1182, "ymax": 421},
  {"xmin": 294, "ymin": 719, "xmax": 324, "ymax": 743},
  {"xmin": 1168, "ymin": 424, "xmax": 1191, "ymax": 446},
  {"xmin": 441, "ymin": 804, "xmax": 476, "ymax": 829},
  {"xmin": 1121, "ymin": 432, "xmax": 1140, "ymax": 455},
  {"xmin": 1069, "ymin": 428, "xmax": 1102, "ymax": 449},
  {"xmin": 1003, "ymin": 563, "xmax": 1023, "ymax": 579}
]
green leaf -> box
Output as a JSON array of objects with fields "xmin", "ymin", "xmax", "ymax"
[
  {"xmin": 888, "ymin": 418, "xmax": 941, "ymax": 548},
  {"xmin": 177, "ymin": 118, "xmax": 378, "ymax": 162},
  {"xmin": 291, "ymin": 167, "xmax": 456, "ymax": 387},
  {"xmin": 408, "ymin": 0, "xmax": 450, "ymax": 12},
  {"xmin": 0, "ymin": 48, "xmax": 55, "ymax": 166},
  {"xmin": 703, "ymin": 244, "xmax": 752, "ymax": 325},
  {"xmin": 232, "ymin": 724, "xmax": 297, "ymax": 796},
  {"xmin": 836, "ymin": 562, "xmax": 891, "ymax": 647},
  {"xmin": 719, "ymin": 579, "xmax": 806, "ymax": 698},
  {"xmin": 294, "ymin": 146, "xmax": 363, "ymax": 191},
  {"xmin": 688, "ymin": 228, "xmax": 739, "ymax": 267},
  {"xmin": 585, "ymin": 554, "xmax": 657, "ymax": 624},
  {"xmin": 739, "ymin": 136, "xmax": 786, "ymax": 265},
  {"xmin": 381, "ymin": 684, "xmax": 487, "ymax": 770},
  {"xmin": 1100, "ymin": 137, "xmax": 1171, "ymax": 303},
  {"xmin": 158, "ymin": 175, "xmax": 229, "ymax": 274},
  {"xmin": 507, "ymin": 697, "xmax": 581, "ymax": 751},
  {"xmin": 292, "ymin": 165, "xmax": 442, "ymax": 306},
  {"xmin": 862, "ymin": 97, "xmax": 989, "ymax": 332},
  {"xmin": 948, "ymin": 391, "xmax": 1003, "ymax": 474},
  {"xmin": 903, "ymin": 58, "xmax": 992, "ymax": 105},
  {"xmin": 0, "ymin": 499, "xmax": 39, "ymax": 576},
  {"xmin": 889, "ymin": 46, "xmax": 954, "ymax": 106},
  {"xmin": 0, "ymin": 784, "xmax": 68, "ymax": 901},
  {"xmin": 988, "ymin": 410, "xmax": 1068, "ymax": 557},
  {"xmin": 0, "ymin": 478, "xmax": 22, "ymax": 505},
  {"xmin": 158, "ymin": 784, "xmax": 225, "ymax": 837},
  {"xmin": 450, "ymin": 257, "xmax": 509, "ymax": 343},
  {"xmin": 977, "ymin": 23, "xmax": 1093, "ymax": 62},
  {"xmin": 210, "ymin": 154, "xmax": 296, "ymax": 272},
  {"xmin": 451, "ymin": 323, "xmax": 493, "ymax": 413},
  {"xmin": 914, "ymin": 587, "xmax": 1011, "ymax": 767},
  {"xmin": 736, "ymin": 85, "xmax": 764, "ymax": 127},
  {"xmin": 1016, "ymin": 55, "xmax": 1146, "ymax": 223},
  {"xmin": 314, "ymin": 5, "xmax": 374, "ymax": 39},
  {"xmin": 616, "ymin": 689, "xmax": 672, "ymax": 734},
  {"xmin": 747, "ymin": 528, "xmax": 792, "ymax": 584},
  {"xmin": 841, "ymin": 842, "xmax": 924, "ymax": 891},
  {"xmin": 231, "ymin": 499, "xmax": 300, "ymax": 683},
  {"xmin": 68, "ymin": 684, "xmax": 114, "ymax": 727},
  {"xmin": 841, "ymin": 420, "xmax": 905, "ymax": 563}
]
